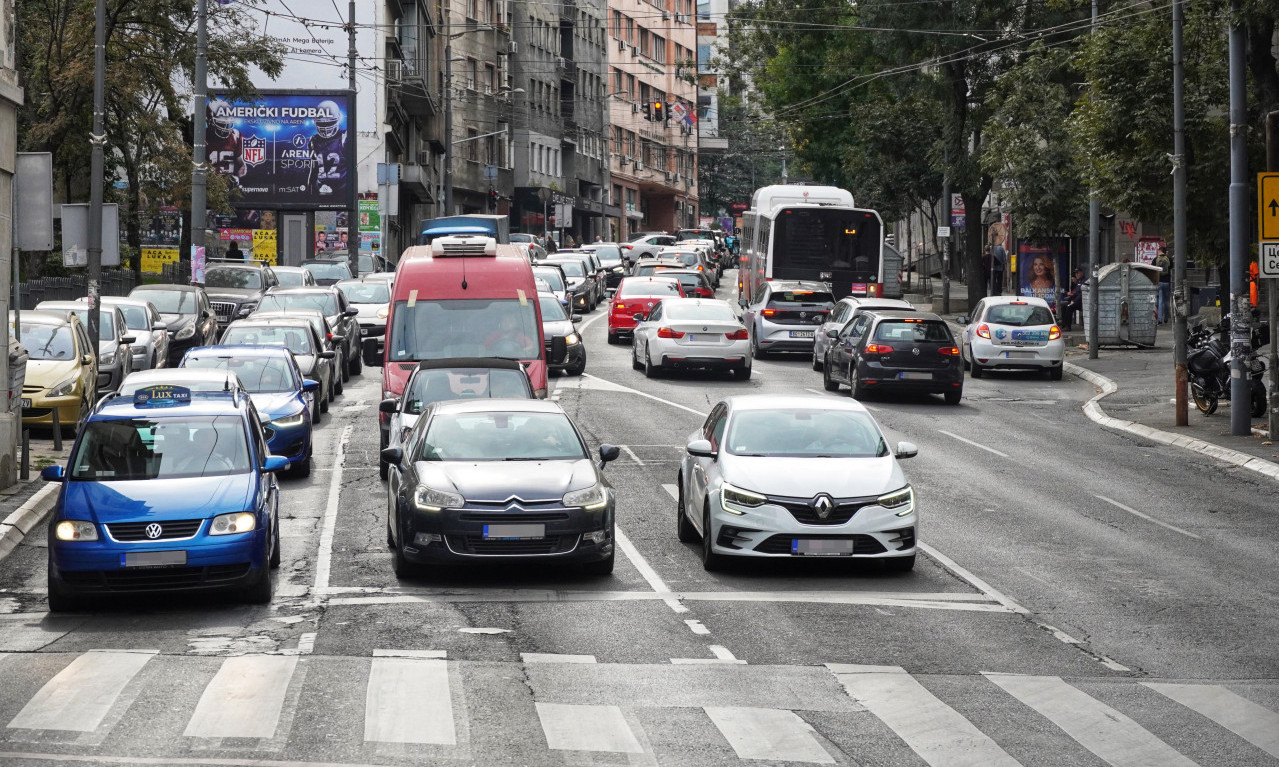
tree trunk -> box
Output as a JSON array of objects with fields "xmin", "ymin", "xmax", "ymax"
[{"xmin": 964, "ymin": 181, "xmax": 994, "ymax": 310}]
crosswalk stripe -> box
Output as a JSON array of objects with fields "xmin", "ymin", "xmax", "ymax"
[
  {"xmin": 1145, "ymin": 683, "xmax": 1279, "ymax": 759},
  {"xmin": 7, "ymin": 650, "xmax": 156, "ymax": 732},
  {"xmin": 704, "ymin": 706, "xmax": 834, "ymax": 763},
  {"xmin": 183, "ymin": 655, "xmax": 298, "ymax": 739},
  {"xmin": 535, "ymin": 702, "xmax": 645, "ymax": 753},
  {"xmin": 365, "ymin": 656, "xmax": 455, "ymax": 744},
  {"xmin": 828, "ymin": 664, "xmax": 1020, "ymax": 767},
  {"xmin": 985, "ymin": 674, "xmax": 1198, "ymax": 767}
]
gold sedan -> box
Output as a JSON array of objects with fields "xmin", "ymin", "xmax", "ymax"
[{"xmin": 13, "ymin": 310, "xmax": 98, "ymax": 433}]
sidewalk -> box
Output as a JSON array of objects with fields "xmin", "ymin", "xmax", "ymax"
[{"xmin": 0, "ymin": 433, "xmax": 70, "ymax": 564}]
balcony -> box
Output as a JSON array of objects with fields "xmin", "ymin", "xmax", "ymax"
[
  {"xmin": 388, "ymin": 58, "xmax": 439, "ymax": 117},
  {"xmin": 400, "ymin": 163, "xmax": 436, "ymax": 202}
]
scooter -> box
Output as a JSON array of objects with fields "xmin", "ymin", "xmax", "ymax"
[{"xmin": 1186, "ymin": 316, "xmax": 1268, "ymax": 417}]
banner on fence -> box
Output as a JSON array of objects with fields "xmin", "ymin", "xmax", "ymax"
[{"xmin": 141, "ymin": 248, "xmax": 180, "ymax": 274}]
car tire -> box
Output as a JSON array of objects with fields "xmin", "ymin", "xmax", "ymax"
[
  {"xmin": 293, "ymin": 455, "xmax": 312, "ymax": 478},
  {"xmin": 46, "ymin": 561, "xmax": 81, "ymax": 613},
  {"xmin": 632, "ymin": 342, "xmax": 643, "ymax": 371},
  {"xmin": 583, "ymin": 548, "xmax": 615, "ymax": 576},
  {"xmin": 962, "ymin": 346, "xmax": 971, "ymax": 371},
  {"xmin": 944, "ymin": 389, "xmax": 963, "ymax": 406},
  {"xmin": 565, "ymin": 351, "xmax": 586, "ymax": 376},
  {"xmin": 393, "ymin": 537, "xmax": 417, "ymax": 580},
  {"xmin": 970, "ymin": 360, "xmax": 984, "ymax": 379},
  {"xmin": 883, "ymin": 554, "xmax": 916, "ymax": 573},
  {"xmin": 349, "ymin": 350, "xmax": 362, "ymax": 377},
  {"xmin": 644, "ymin": 346, "xmax": 660, "ymax": 378},
  {"xmin": 822, "ymin": 362, "xmax": 840, "ymax": 392},
  {"xmin": 750, "ymin": 331, "xmax": 768, "ymax": 360},
  {"xmin": 340, "ymin": 349, "xmax": 350, "ymax": 383},
  {"xmin": 386, "ymin": 519, "xmax": 396, "ymax": 550},
  {"xmin": 735, "ymin": 363, "xmax": 751, "ymax": 381},
  {"xmin": 676, "ymin": 479, "xmax": 698, "ymax": 543},
  {"xmin": 335, "ymin": 375, "xmax": 344, "ymax": 396},
  {"xmin": 850, "ymin": 369, "xmax": 866, "ymax": 400},
  {"xmin": 700, "ymin": 504, "xmax": 726, "ymax": 572},
  {"xmin": 607, "ymin": 331, "xmax": 618, "ymax": 345},
  {"xmin": 242, "ymin": 567, "xmax": 273, "ymax": 604},
  {"xmin": 812, "ymin": 348, "xmax": 823, "ymax": 371},
  {"xmin": 269, "ymin": 516, "xmax": 282, "ymax": 568},
  {"xmin": 1049, "ymin": 365, "xmax": 1063, "ymax": 381}
]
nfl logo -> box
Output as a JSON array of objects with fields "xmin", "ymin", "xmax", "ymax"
[{"xmin": 242, "ymin": 135, "xmax": 266, "ymax": 167}]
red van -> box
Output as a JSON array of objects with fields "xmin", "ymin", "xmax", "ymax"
[{"xmin": 372, "ymin": 235, "xmax": 546, "ymax": 453}]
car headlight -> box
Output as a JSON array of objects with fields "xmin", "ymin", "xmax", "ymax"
[
  {"xmin": 563, "ymin": 483, "xmax": 607, "ymax": 510},
  {"xmin": 210, "ymin": 512, "xmax": 257, "ymax": 535},
  {"xmin": 565, "ymin": 333, "xmax": 580, "ymax": 346},
  {"xmin": 721, "ymin": 482, "xmax": 765, "ymax": 515},
  {"xmin": 175, "ymin": 322, "xmax": 195, "ymax": 341},
  {"xmin": 878, "ymin": 485, "xmax": 915, "ymax": 516},
  {"xmin": 612, "ymin": 266, "xmax": 624, "ymax": 273},
  {"xmin": 414, "ymin": 485, "xmax": 464, "ymax": 512},
  {"xmin": 236, "ymin": 302, "xmax": 258, "ymax": 317},
  {"xmin": 377, "ymin": 307, "xmax": 389, "ymax": 319},
  {"xmin": 268, "ymin": 410, "xmax": 306, "ymax": 428},
  {"xmin": 49, "ymin": 378, "xmax": 79, "ymax": 398},
  {"xmin": 55, "ymin": 520, "xmax": 98, "ymax": 541},
  {"xmin": 97, "ymin": 349, "xmax": 115, "ymax": 366}
]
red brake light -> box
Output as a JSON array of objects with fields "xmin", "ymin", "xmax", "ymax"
[
  {"xmin": 614, "ymin": 303, "xmax": 625, "ymax": 310},
  {"xmin": 725, "ymin": 328, "xmax": 748, "ymax": 340},
  {"xmin": 865, "ymin": 344, "xmax": 894, "ymax": 354},
  {"xmin": 939, "ymin": 346, "xmax": 961, "ymax": 356},
  {"xmin": 1049, "ymin": 325, "xmax": 1061, "ymax": 340},
  {"xmin": 697, "ymin": 288, "xmax": 713, "ymax": 298},
  {"xmin": 762, "ymin": 309, "xmax": 776, "ymax": 317},
  {"xmin": 657, "ymin": 327, "xmax": 685, "ymax": 339},
  {"xmin": 976, "ymin": 324, "xmax": 991, "ymax": 339}
]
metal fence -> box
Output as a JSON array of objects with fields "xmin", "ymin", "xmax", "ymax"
[{"xmin": 16, "ymin": 261, "xmax": 195, "ymax": 311}]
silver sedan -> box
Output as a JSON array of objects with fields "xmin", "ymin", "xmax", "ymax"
[{"xmin": 631, "ymin": 298, "xmax": 751, "ymax": 379}]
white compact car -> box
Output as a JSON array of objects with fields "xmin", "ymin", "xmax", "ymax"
[
  {"xmin": 961, "ymin": 295, "xmax": 1064, "ymax": 380},
  {"xmin": 631, "ymin": 298, "xmax": 751, "ymax": 379},
  {"xmin": 677, "ymin": 395, "xmax": 918, "ymax": 571}
]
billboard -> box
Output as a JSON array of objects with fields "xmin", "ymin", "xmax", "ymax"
[{"xmin": 205, "ymin": 91, "xmax": 353, "ymax": 210}]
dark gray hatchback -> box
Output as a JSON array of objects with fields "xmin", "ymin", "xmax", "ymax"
[{"xmin": 821, "ymin": 310, "xmax": 964, "ymax": 404}]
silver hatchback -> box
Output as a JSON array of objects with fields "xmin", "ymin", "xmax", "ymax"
[{"xmin": 812, "ymin": 297, "xmax": 915, "ymax": 371}]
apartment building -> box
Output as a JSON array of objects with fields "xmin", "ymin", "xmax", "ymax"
[
  {"xmin": 606, "ymin": 0, "xmax": 699, "ymax": 238},
  {"xmin": 695, "ymin": 0, "xmax": 731, "ymax": 153}
]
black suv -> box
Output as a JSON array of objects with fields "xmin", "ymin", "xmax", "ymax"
[
  {"xmin": 203, "ymin": 260, "xmax": 279, "ymax": 327},
  {"xmin": 258, "ymin": 286, "xmax": 363, "ymax": 379}
]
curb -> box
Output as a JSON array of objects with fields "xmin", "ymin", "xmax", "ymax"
[
  {"xmin": 1065, "ymin": 362, "xmax": 1279, "ymax": 482},
  {"xmin": 0, "ymin": 483, "xmax": 58, "ymax": 563}
]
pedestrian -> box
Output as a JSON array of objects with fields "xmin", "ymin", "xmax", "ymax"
[
  {"xmin": 1154, "ymin": 245, "xmax": 1171, "ymax": 323},
  {"xmin": 990, "ymin": 241, "xmax": 1006, "ymax": 295},
  {"xmin": 982, "ymin": 245, "xmax": 993, "ymax": 295},
  {"xmin": 594, "ymin": 235, "xmax": 603, "ymax": 243},
  {"xmin": 226, "ymin": 241, "xmax": 246, "ymax": 261},
  {"xmin": 1063, "ymin": 267, "xmax": 1086, "ymax": 331}
]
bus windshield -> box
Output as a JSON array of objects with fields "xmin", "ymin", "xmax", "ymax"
[
  {"xmin": 772, "ymin": 208, "xmax": 882, "ymax": 282},
  {"xmin": 389, "ymin": 298, "xmax": 541, "ymax": 361}
]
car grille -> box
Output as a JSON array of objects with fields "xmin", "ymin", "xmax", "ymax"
[
  {"xmin": 60, "ymin": 563, "xmax": 251, "ymax": 590},
  {"xmin": 753, "ymin": 534, "xmax": 886, "ymax": 555},
  {"xmin": 447, "ymin": 534, "xmax": 578, "ymax": 555},
  {"xmin": 544, "ymin": 341, "xmax": 569, "ymax": 364},
  {"xmin": 210, "ymin": 301, "xmax": 237, "ymax": 321},
  {"xmin": 22, "ymin": 385, "xmax": 42, "ymax": 395},
  {"xmin": 457, "ymin": 512, "xmax": 571, "ymax": 523},
  {"xmin": 768, "ymin": 495, "xmax": 876, "ymax": 525},
  {"xmin": 107, "ymin": 520, "xmax": 204, "ymax": 541}
]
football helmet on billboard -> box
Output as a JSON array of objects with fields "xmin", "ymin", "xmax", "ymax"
[
  {"xmin": 208, "ymin": 99, "xmax": 234, "ymax": 137},
  {"xmin": 315, "ymin": 101, "xmax": 342, "ymax": 138}
]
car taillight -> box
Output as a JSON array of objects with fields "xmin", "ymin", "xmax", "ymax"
[
  {"xmin": 976, "ymin": 324, "xmax": 991, "ymax": 339},
  {"xmin": 614, "ymin": 303, "xmax": 626, "ymax": 310},
  {"xmin": 657, "ymin": 327, "xmax": 685, "ymax": 339},
  {"xmin": 864, "ymin": 344, "xmax": 894, "ymax": 354},
  {"xmin": 939, "ymin": 346, "xmax": 960, "ymax": 356},
  {"xmin": 725, "ymin": 328, "xmax": 748, "ymax": 340},
  {"xmin": 762, "ymin": 309, "xmax": 776, "ymax": 317},
  {"xmin": 1049, "ymin": 326, "xmax": 1061, "ymax": 340},
  {"xmin": 697, "ymin": 288, "xmax": 713, "ymax": 298}
]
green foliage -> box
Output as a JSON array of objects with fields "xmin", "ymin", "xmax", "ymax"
[{"xmin": 697, "ymin": 93, "xmax": 786, "ymax": 213}]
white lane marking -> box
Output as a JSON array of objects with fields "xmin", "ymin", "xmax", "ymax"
[
  {"xmin": 670, "ymin": 658, "xmax": 748, "ymax": 665},
  {"xmin": 521, "ymin": 653, "xmax": 598, "ymax": 664},
  {"xmin": 830, "ymin": 665, "xmax": 1021, "ymax": 767},
  {"xmin": 313, "ymin": 424, "xmax": 354, "ymax": 593},
  {"xmin": 580, "ymin": 373, "xmax": 708, "ymax": 417},
  {"xmin": 1095, "ymin": 495, "xmax": 1202, "ymax": 539},
  {"xmin": 937, "ymin": 430, "xmax": 1010, "ymax": 458},
  {"xmin": 614, "ymin": 526, "xmax": 687, "ymax": 613},
  {"xmin": 662, "ymin": 483, "xmax": 679, "ymax": 500},
  {"xmin": 709, "ymin": 645, "xmax": 738, "ymax": 661},
  {"xmin": 620, "ymin": 444, "xmax": 645, "ymax": 466},
  {"xmin": 576, "ymin": 311, "xmax": 608, "ymax": 332},
  {"xmin": 184, "ymin": 655, "xmax": 298, "ymax": 739},
  {"xmin": 986, "ymin": 674, "xmax": 1198, "ymax": 767},
  {"xmin": 7, "ymin": 650, "xmax": 156, "ymax": 732},
  {"xmin": 918, "ymin": 543, "xmax": 1029, "ymax": 615},
  {"xmin": 364, "ymin": 656, "xmax": 455, "ymax": 744},
  {"xmin": 685, "ymin": 619, "xmax": 710, "ymax": 635},
  {"xmin": 704, "ymin": 707, "xmax": 835, "ymax": 764},
  {"xmin": 536, "ymin": 702, "xmax": 645, "ymax": 753},
  {"xmin": 459, "ymin": 627, "xmax": 510, "ymax": 634},
  {"xmin": 1145, "ymin": 683, "xmax": 1279, "ymax": 758},
  {"xmin": 373, "ymin": 649, "xmax": 447, "ymax": 659}
]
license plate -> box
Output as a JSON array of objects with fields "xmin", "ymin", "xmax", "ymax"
[
  {"xmin": 122, "ymin": 550, "xmax": 187, "ymax": 568},
  {"xmin": 483, "ymin": 524, "xmax": 545, "ymax": 540},
  {"xmin": 900, "ymin": 371, "xmax": 932, "ymax": 380},
  {"xmin": 1005, "ymin": 351, "xmax": 1036, "ymax": 359},
  {"xmin": 791, "ymin": 538, "xmax": 855, "ymax": 556},
  {"xmin": 691, "ymin": 334, "xmax": 719, "ymax": 342},
  {"xmin": 21, "ymin": 398, "xmax": 31, "ymax": 409},
  {"xmin": 789, "ymin": 330, "xmax": 814, "ymax": 339}
]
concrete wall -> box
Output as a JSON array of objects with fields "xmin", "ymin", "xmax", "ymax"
[{"xmin": 0, "ymin": 0, "xmax": 22, "ymax": 487}]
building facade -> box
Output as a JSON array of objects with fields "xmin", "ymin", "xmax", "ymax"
[
  {"xmin": 606, "ymin": 0, "xmax": 699, "ymax": 239},
  {"xmin": 695, "ymin": 0, "xmax": 730, "ymax": 155},
  {"xmin": 0, "ymin": 0, "xmax": 20, "ymax": 485}
]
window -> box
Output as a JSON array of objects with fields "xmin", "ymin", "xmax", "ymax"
[
  {"xmin": 652, "ymin": 35, "xmax": 666, "ymax": 63},
  {"xmin": 697, "ymin": 44, "xmax": 711, "ymax": 70},
  {"xmin": 466, "ymin": 128, "xmax": 478, "ymax": 162},
  {"xmin": 639, "ymin": 28, "xmax": 651, "ymax": 57},
  {"xmin": 484, "ymin": 64, "xmax": 496, "ymax": 93}
]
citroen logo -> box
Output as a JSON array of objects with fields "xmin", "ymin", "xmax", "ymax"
[
  {"xmin": 144, "ymin": 523, "xmax": 163, "ymax": 539},
  {"xmin": 912, "ymin": 347, "xmax": 921, "ymax": 356},
  {"xmin": 812, "ymin": 494, "xmax": 834, "ymax": 519}
]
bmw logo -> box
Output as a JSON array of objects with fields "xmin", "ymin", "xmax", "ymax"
[{"xmin": 145, "ymin": 523, "xmax": 163, "ymax": 539}]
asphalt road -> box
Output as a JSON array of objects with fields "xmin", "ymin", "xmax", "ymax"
[{"xmin": 0, "ymin": 270, "xmax": 1275, "ymax": 766}]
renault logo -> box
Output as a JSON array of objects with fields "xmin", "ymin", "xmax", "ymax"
[
  {"xmin": 144, "ymin": 523, "xmax": 163, "ymax": 539},
  {"xmin": 812, "ymin": 494, "xmax": 834, "ymax": 519}
]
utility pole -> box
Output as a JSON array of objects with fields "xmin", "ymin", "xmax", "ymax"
[
  {"xmin": 941, "ymin": 178, "xmax": 951, "ymax": 315},
  {"xmin": 1087, "ymin": 0, "xmax": 1100, "ymax": 360},
  {"xmin": 1172, "ymin": 0, "xmax": 1189, "ymax": 426},
  {"xmin": 192, "ymin": 0, "xmax": 208, "ymax": 279},
  {"xmin": 347, "ymin": 0, "xmax": 359, "ymax": 280},
  {"xmin": 1228, "ymin": 0, "xmax": 1251, "ymax": 436},
  {"xmin": 86, "ymin": 0, "xmax": 107, "ymax": 358},
  {"xmin": 1267, "ymin": 111, "xmax": 1279, "ymax": 441}
]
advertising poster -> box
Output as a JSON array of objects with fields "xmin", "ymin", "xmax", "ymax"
[
  {"xmin": 141, "ymin": 248, "xmax": 180, "ymax": 274},
  {"xmin": 252, "ymin": 230, "xmax": 279, "ymax": 265},
  {"xmin": 192, "ymin": 246, "xmax": 207, "ymax": 284},
  {"xmin": 1017, "ymin": 241, "xmax": 1070, "ymax": 308},
  {"xmin": 205, "ymin": 91, "xmax": 354, "ymax": 210},
  {"xmin": 1135, "ymin": 236, "xmax": 1164, "ymax": 265}
]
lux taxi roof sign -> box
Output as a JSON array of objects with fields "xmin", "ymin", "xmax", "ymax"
[{"xmin": 133, "ymin": 385, "xmax": 192, "ymax": 408}]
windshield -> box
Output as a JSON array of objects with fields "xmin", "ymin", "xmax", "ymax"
[
  {"xmin": 417, "ymin": 411, "xmax": 586, "ymax": 461},
  {"xmin": 336, "ymin": 282, "xmax": 390, "ymax": 304},
  {"xmin": 258, "ymin": 292, "xmax": 339, "ymax": 316},
  {"xmin": 205, "ymin": 268, "xmax": 263, "ymax": 290},
  {"xmin": 873, "ymin": 320, "xmax": 953, "ymax": 343},
  {"xmin": 182, "ymin": 355, "xmax": 299, "ymax": 393},
  {"xmin": 666, "ymin": 274, "xmax": 702, "ymax": 293},
  {"xmin": 986, "ymin": 304, "xmax": 1055, "ymax": 327},
  {"xmin": 666, "ymin": 302, "xmax": 735, "ymax": 321},
  {"xmin": 511, "ymin": 234, "xmax": 534, "ymax": 243},
  {"xmin": 726, "ymin": 408, "xmax": 887, "ymax": 458},
  {"xmin": 592, "ymin": 246, "xmax": 622, "ymax": 264},
  {"xmin": 619, "ymin": 280, "xmax": 682, "ymax": 298},
  {"xmin": 70, "ymin": 415, "xmax": 251, "ymax": 481},
  {"xmin": 773, "ymin": 208, "xmax": 882, "ymax": 281},
  {"xmin": 274, "ymin": 270, "xmax": 309, "ymax": 288},
  {"xmin": 64, "ymin": 309, "xmax": 115, "ymax": 340},
  {"xmin": 404, "ymin": 368, "xmax": 531, "ymax": 415},
  {"xmin": 677, "ymin": 230, "xmax": 713, "ymax": 242},
  {"xmin": 221, "ymin": 325, "xmax": 314, "ymax": 355},
  {"xmin": 389, "ymin": 298, "xmax": 541, "ymax": 362},
  {"xmin": 358, "ymin": 255, "xmax": 375, "ymax": 273},
  {"xmin": 539, "ymin": 296, "xmax": 569, "ymax": 321},
  {"xmin": 553, "ymin": 260, "xmax": 585, "ymax": 278},
  {"xmin": 532, "ymin": 269, "xmax": 566, "ymax": 291},
  {"xmin": 135, "ymin": 289, "xmax": 195, "ymax": 315},
  {"xmin": 20, "ymin": 323, "xmax": 76, "ymax": 361},
  {"xmin": 303, "ymin": 262, "xmax": 352, "ymax": 281},
  {"xmin": 112, "ymin": 305, "xmax": 151, "ymax": 331},
  {"xmin": 769, "ymin": 289, "xmax": 834, "ymax": 306}
]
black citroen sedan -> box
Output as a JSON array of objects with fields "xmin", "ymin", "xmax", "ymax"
[
  {"xmin": 822, "ymin": 310, "xmax": 964, "ymax": 405},
  {"xmin": 381, "ymin": 399, "xmax": 620, "ymax": 577}
]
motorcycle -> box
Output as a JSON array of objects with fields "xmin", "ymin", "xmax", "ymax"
[{"xmin": 1186, "ymin": 315, "xmax": 1268, "ymax": 417}]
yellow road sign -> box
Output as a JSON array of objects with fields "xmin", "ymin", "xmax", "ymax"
[{"xmin": 1259, "ymin": 173, "xmax": 1279, "ymax": 240}]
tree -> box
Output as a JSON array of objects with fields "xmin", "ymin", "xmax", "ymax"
[{"xmin": 697, "ymin": 93, "xmax": 786, "ymax": 213}]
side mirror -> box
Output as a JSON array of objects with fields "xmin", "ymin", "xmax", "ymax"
[
  {"xmin": 380, "ymin": 446, "xmax": 403, "ymax": 465},
  {"xmin": 825, "ymin": 329, "xmax": 839, "ymax": 339},
  {"xmin": 738, "ymin": 299, "xmax": 747, "ymax": 308},
  {"xmin": 571, "ymin": 314, "xmax": 582, "ymax": 322},
  {"xmin": 40, "ymin": 465, "xmax": 65, "ymax": 481},
  {"xmin": 685, "ymin": 439, "xmax": 716, "ymax": 458},
  {"xmin": 152, "ymin": 323, "xmax": 167, "ymax": 331},
  {"xmin": 81, "ymin": 354, "xmax": 94, "ymax": 365},
  {"xmin": 957, "ymin": 315, "xmax": 969, "ymax": 325},
  {"xmin": 263, "ymin": 455, "xmax": 289, "ymax": 472},
  {"xmin": 344, "ymin": 309, "xmax": 359, "ymax": 318},
  {"xmin": 598, "ymin": 444, "xmax": 621, "ymax": 465},
  {"xmin": 120, "ymin": 335, "xmax": 136, "ymax": 344},
  {"xmin": 331, "ymin": 334, "xmax": 346, "ymax": 344},
  {"xmin": 319, "ymin": 350, "xmax": 336, "ymax": 359},
  {"xmin": 632, "ymin": 312, "xmax": 644, "ymax": 322},
  {"xmin": 895, "ymin": 441, "xmax": 918, "ymax": 460},
  {"xmin": 302, "ymin": 379, "xmax": 320, "ymax": 392},
  {"xmin": 379, "ymin": 398, "xmax": 399, "ymax": 414}
]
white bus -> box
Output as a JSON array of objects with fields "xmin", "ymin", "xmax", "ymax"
[{"xmin": 738, "ymin": 185, "xmax": 886, "ymax": 303}]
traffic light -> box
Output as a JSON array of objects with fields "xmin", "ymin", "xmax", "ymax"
[
  {"xmin": 487, "ymin": 188, "xmax": 498, "ymax": 212},
  {"xmin": 653, "ymin": 101, "xmax": 665, "ymax": 122},
  {"xmin": 643, "ymin": 101, "xmax": 653, "ymax": 121}
]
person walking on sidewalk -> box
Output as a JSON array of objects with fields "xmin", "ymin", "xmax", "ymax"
[
  {"xmin": 1063, "ymin": 267, "xmax": 1086, "ymax": 331},
  {"xmin": 990, "ymin": 241, "xmax": 1007, "ymax": 295},
  {"xmin": 1154, "ymin": 246, "xmax": 1171, "ymax": 323}
]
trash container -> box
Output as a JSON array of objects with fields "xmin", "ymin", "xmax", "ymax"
[
  {"xmin": 1083, "ymin": 263, "xmax": 1159, "ymax": 347},
  {"xmin": 8, "ymin": 337, "xmax": 28, "ymax": 415},
  {"xmin": 882, "ymin": 244, "xmax": 904, "ymax": 298}
]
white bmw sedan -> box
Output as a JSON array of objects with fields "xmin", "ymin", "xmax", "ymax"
[
  {"xmin": 631, "ymin": 298, "xmax": 751, "ymax": 379},
  {"xmin": 677, "ymin": 395, "xmax": 919, "ymax": 571}
]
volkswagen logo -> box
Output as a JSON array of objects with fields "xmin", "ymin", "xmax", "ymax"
[
  {"xmin": 144, "ymin": 523, "xmax": 163, "ymax": 539},
  {"xmin": 800, "ymin": 312, "xmax": 808, "ymax": 321},
  {"xmin": 812, "ymin": 494, "xmax": 834, "ymax": 519},
  {"xmin": 912, "ymin": 347, "xmax": 921, "ymax": 356}
]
